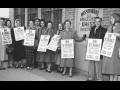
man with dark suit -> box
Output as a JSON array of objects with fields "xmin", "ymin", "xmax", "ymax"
[{"xmin": 86, "ymin": 17, "xmax": 107, "ymax": 81}]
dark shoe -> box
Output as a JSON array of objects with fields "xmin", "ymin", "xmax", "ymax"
[
  {"xmin": 46, "ymin": 69, "xmax": 51, "ymax": 73},
  {"xmin": 57, "ymin": 70, "xmax": 60, "ymax": 73},
  {"xmin": 86, "ymin": 79, "xmax": 93, "ymax": 81},
  {"xmin": 62, "ymin": 73, "xmax": 66, "ymax": 76},
  {"xmin": 69, "ymin": 75, "xmax": 73, "ymax": 78},
  {"xmin": 8, "ymin": 66, "xmax": 11, "ymax": 68},
  {"xmin": 20, "ymin": 65, "xmax": 24, "ymax": 69},
  {"xmin": 2, "ymin": 67, "xmax": 5, "ymax": 70},
  {"xmin": 39, "ymin": 67, "xmax": 44, "ymax": 70},
  {"xmin": 29, "ymin": 67, "xmax": 33, "ymax": 70},
  {"xmin": 0, "ymin": 68, "xmax": 2, "ymax": 70}
]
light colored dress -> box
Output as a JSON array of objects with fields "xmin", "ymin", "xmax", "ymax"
[
  {"xmin": 0, "ymin": 26, "xmax": 6, "ymax": 61},
  {"xmin": 102, "ymin": 23, "xmax": 120, "ymax": 75}
]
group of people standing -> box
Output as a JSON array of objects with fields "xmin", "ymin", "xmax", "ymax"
[
  {"xmin": 86, "ymin": 13, "xmax": 120, "ymax": 81},
  {"xmin": 0, "ymin": 17, "xmax": 86, "ymax": 78},
  {"xmin": 1, "ymin": 12, "xmax": 120, "ymax": 81}
]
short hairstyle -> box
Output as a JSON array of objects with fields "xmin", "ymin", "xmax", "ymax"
[
  {"xmin": 111, "ymin": 13, "xmax": 120, "ymax": 23},
  {"xmin": 64, "ymin": 19, "xmax": 72, "ymax": 25},
  {"xmin": 94, "ymin": 17, "xmax": 102, "ymax": 22},
  {"xmin": 28, "ymin": 19, "xmax": 34, "ymax": 26},
  {"xmin": 40, "ymin": 19, "xmax": 46, "ymax": 27},
  {"xmin": 4, "ymin": 19, "xmax": 12, "ymax": 27},
  {"xmin": 58, "ymin": 23, "xmax": 64, "ymax": 30},
  {"xmin": 47, "ymin": 21, "xmax": 53, "ymax": 28}
]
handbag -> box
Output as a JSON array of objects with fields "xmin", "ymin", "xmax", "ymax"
[{"xmin": 6, "ymin": 47, "xmax": 14, "ymax": 54}]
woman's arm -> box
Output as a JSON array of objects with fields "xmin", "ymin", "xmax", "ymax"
[{"xmin": 74, "ymin": 31, "xmax": 87, "ymax": 42}]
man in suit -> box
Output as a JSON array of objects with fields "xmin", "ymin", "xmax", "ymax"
[{"xmin": 86, "ymin": 17, "xmax": 107, "ymax": 81}]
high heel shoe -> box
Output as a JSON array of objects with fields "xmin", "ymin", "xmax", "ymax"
[
  {"xmin": 62, "ymin": 72, "xmax": 66, "ymax": 76},
  {"xmin": 46, "ymin": 69, "xmax": 51, "ymax": 73},
  {"xmin": 69, "ymin": 75, "xmax": 73, "ymax": 78}
]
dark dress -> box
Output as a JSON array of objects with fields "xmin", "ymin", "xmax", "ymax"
[
  {"xmin": 37, "ymin": 27, "xmax": 47, "ymax": 63},
  {"xmin": 44, "ymin": 28, "xmax": 55, "ymax": 63},
  {"xmin": 7, "ymin": 28, "xmax": 14, "ymax": 61},
  {"xmin": 13, "ymin": 26, "xmax": 26, "ymax": 62}
]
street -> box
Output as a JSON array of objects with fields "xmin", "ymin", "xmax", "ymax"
[{"xmin": 0, "ymin": 62, "xmax": 88, "ymax": 81}]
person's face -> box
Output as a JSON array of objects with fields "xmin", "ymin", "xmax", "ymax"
[
  {"xmin": 110, "ymin": 16, "xmax": 115, "ymax": 25},
  {"xmin": 7, "ymin": 21, "xmax": 11, "ymax": 27},
  {"xmin": 41, "ymin": 21, "xmax": 45, "ymax": 28},
  {"xmin": 94, "ymin": 18, "xmax": 101, "ymax": 27},
  {"xmin": 29, "ymin": 21, "xmax": 34, "ymax": 28},
  {"xmin": 58, "ymin": 24, "xmax": 63, "ymax": 31},
  {"xmin": 16, "ymin": 20, "xmax": 20, "ymax": 27},
  {"xmin": 0, "ymin": 19, "xmax": 4, "ymax": 26},
  {"xmin": 35, "ymin": 20, "xmax": 40, "ymax": 26},
  {"xmin": 65, "ymin": 22, "xmax": 71, "ymax": 30},
  {"xmin": 47, "ymin": 23, "xmax": 52, "ymax": 29}
]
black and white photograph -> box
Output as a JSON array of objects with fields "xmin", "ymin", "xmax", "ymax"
[{"xmin": 0, "ymin": 8, "xmax": 120, "ymax": 81}]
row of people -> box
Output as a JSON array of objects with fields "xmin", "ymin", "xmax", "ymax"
[{"xmin": 0, "ymin": 17, "xmax": 86, "ymax": 78}]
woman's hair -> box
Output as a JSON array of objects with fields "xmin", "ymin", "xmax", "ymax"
[
  {"xmin": 47, "ymin": 21, "xmax": 53, "ymax": 29},
  {"xmin": 0, "ymin": 18, "xmax": 5, "ymax": 21},
  {"xmin": 28, "ymin": 19, "xmax": 34, "ymax": 26},
  {"xmin": 15, "ymin": 19, "xmax": 20, "ymax": 27},
  {"xmin": 4, "ymin": 19, "xmax": 12, "ymax": 27},
  {"xmin": 58, "ymin": 23, "xmax": 64, "ymax": 30},
  {"xmin": 111, "ymin": 13, "xmax": 120, "ymax": 23},
  {"xmin": 40, "ymin": 19, "xmax": 46, "ymax": 27},
  {"xmin": 64, "ymin": 19, "xmax": 72, "ymax": 25}
]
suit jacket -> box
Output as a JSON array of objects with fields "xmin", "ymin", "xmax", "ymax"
[{"xmin": 89, "ymin": 25, "xmax": 107, "ymax": 59}]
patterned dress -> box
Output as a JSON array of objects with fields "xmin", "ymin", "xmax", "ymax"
[{"xmin": 25, "ymin": 27, "xmax": 36, "ymax": 67}]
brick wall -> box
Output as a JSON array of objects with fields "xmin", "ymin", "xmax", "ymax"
[
  {"xmin": 103, "ymin": 8, "xmax": 120, "ymax": 28},
  {"xmin": 62, "ymin": 8, "xmax": 75, "ymax": 30}
]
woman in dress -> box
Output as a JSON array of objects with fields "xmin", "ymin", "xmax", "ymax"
[
  {"xmin": 55, "ymin": 23, "xmax": 64, "ymax": 73},
  {"xmin": 60, "ymin": 19, "xmax": 86, "ymax": 77},
  {"xmin": 4, "ymin": 19, "xmax": 14, "ymax": 68},
  {"xmin": 0, "ymin": 18, "xmax": 6, "ymax": 70},
  {"xmin": 45, "ymin": 21, "xmax": 55, "ymax": 73},
  {"xmin": 102, "ymin": 13, "xmax": 120, "ymax": 81},
  {"xmin": 13, "ymin": 19, "xmax": 26, "ymax": 69},
  {"xmin": 38, "ymin": 19, "xmax": 47, "ymax": 70},
  {"xmin": 25, "ymin": 19, "xmax": 36, "ymax": 70}
]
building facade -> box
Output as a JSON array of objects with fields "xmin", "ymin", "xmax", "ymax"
[{"xmin": 9, "ymin": 8, "xmax": 120, "ymax": 75}]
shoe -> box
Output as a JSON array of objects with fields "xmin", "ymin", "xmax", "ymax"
[
  {"xmin": 29, "ymin": 67, "xmax": 33, "ymax": 70},
  {"xmin": 26, "ymin": 67, "xmax": 30, "ymax": 70},
  {"xmin": 86, "ymin": 79, "xmax": 93, "ymax": 81},
  {"xmin": 0, "ymin": 68, "xmax": 2, "ymax": 70},
  {"xmin": 2, "ymin": 67, "xmax": 5, "ymax": 70},
  {"xmin": 69, "ymin": 75, "xmax": 73, "ymax": 78},
  {"xmin": 46, "ymin": 69, "xmax": 51, "ymax": 73},
  {"xmin": 57, "ymin": 70, "xmax": 60, "ymax": 73},
  {"xmin": 39, "ymin": 67, "xmax": 44, "ymax": 70},
  {"xmin": 8, "ymin": 66, "xmax": 11, "ymax": 68},
  {"xmin": 20, "ymin": 65, "xmax": 24, "ymax": 69},
  {"xmin": 62, "ymin": 72, "xmax": 66, "ymax": 76}
]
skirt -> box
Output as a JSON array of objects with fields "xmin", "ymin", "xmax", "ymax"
[
  {"xmin": 60, "ymin": 58, "xmax": 74, "ymax": 68},
  {"xmin": 55, "ymin": 53, "xmax": 61, "ymax": 65},
  {"xmin": 25, "ymin": 46, "xmax": 34, "ymax": 61},
  {"xmin": 44, "ymin": 50, "xmax": 55, "ymax": 63},
  {"xmin": 0, "ymin": 45, "xmax": 6, "ymax": 61}
]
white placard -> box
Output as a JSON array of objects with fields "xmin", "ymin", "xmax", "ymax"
[
  {"xmin": 37, "ymin": 35, "xmax": 50, "ymax": 52},
  {"xmin": 0, "ymin": 28, "xmax": 12, "ymax": 45},
  {"xmin": 24, "ymin": 30, "xmax": 35, "ymax": 46},
  {"xmin": 47, "ymin": 35, "xmax": 60, "ymax": 51},
  {"xmin": 101, "ymin": 33, "xmax": 116, "ymax": 57},
  {"xmin": 86, "ymin": 39, "xmax": 102, "ymax": 61},
  {"xmin": 61, "ymin": 39, "xmax": 74, "ymax": 58},
  {"xmin": 14, "ymin": 27, "xmax": 25, "ymax": 41}
]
